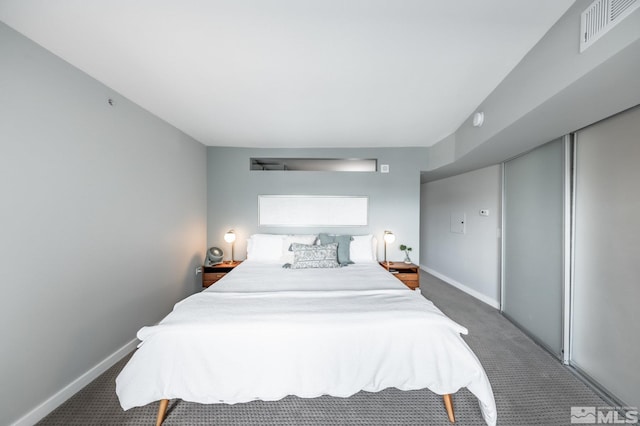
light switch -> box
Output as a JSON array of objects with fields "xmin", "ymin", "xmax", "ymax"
[
  {"xmin": 380, "ymin": 164, "xmax": 390, "ymax": 173},
  {"xmin": 480, "ymin": 209, "xmax": 490, "ymax": 216}
]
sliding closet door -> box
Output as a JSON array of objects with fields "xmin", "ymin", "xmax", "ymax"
[
  {"xmin": 502, "ymin": 138, "xmax": 566, "ymax": 357},
  {"xmin": 572, "ymin": 106, "xmax": 640, "ymax": 408}
]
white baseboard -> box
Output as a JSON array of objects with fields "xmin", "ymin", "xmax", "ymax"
[
  {"xmin": 420, "ymin": 265, "xmax": 500, "ymax": 310},
  {"xmin": 11, "ymin": 338, "xmax": 138, "ymax": 426}
]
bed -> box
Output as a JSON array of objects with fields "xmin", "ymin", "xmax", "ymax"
[{"xmin": 116, "ymin": 234, "xmax": 497, "ymax": 425}]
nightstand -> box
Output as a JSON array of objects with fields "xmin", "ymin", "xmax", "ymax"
[
  {"xmin": 202, "ymin": 261, "xmax": 242, "ymax": 288},
  {"xmin": 380, "ymin": 261, "xmax": 420, "ymax": 290}
]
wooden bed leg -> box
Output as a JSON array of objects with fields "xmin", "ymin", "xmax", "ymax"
[
  {"xmin": 443, "ymin": 394, "xmax": 455, "ymax": 423},
  {"xmin": 155, "ymin": 399, "xmax": 169, "ymax": 426}
]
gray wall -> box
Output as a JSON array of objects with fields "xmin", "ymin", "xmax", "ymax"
[
  {"xmin": 207, "ymin": 147, "xmax": 426, "ymax": 263},
  {"xmin": 422, "ymin": 0, "xmax": 640, "ymax": 182},
  {"xmin": 0, "ymin": 22, "xmax": 207, "ymax": 425},
  {"xmin": 420, "ymin": 165, "xmax": 501, "ymax": 307}
]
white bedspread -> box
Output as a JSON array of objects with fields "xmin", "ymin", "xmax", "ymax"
[{"xmin": 116, "ymin": 261, "xmax": 497, "ymax": 425}]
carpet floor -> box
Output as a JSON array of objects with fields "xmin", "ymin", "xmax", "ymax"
[{"xmin": 37, "ymin": 272, "xmax": 608, "ymax": 425}]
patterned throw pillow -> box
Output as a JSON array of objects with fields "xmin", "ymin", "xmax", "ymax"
[{"xmin": 288, "ymin": 242, "xmax": 340, "ymax": 269}]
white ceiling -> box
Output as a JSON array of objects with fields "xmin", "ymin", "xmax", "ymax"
[{"xmin": 0, "ymin": 0, "xmax": 575, "ymax": 148}]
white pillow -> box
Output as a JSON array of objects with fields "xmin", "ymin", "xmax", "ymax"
[
  {"xmin": 281, "ymin": 234, "xmax": 318, "ymax": 264},
  {"xmin": 246, "ymin": 234, "xmax": 287, "ymax": 262},
  {"xmin": 350, "ymin": 234, "xmax": 377, "ymax": 263}
]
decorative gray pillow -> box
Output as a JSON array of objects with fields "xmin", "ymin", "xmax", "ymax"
[
  {"xmin": 318, "ymin": 233, "xmax": 354, "ymax": 265},
  {"xmin": 288, "ymin": 242, "xmax": 340, "ymax": 269}
]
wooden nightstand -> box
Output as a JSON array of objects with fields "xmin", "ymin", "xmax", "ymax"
[
  {"xmin": 202, "ymin": 261, "xmax": 242, "ymax": 288},
  {"xmin": 380, "ymin": 261, "xmax": 420, "ymax": 290}
]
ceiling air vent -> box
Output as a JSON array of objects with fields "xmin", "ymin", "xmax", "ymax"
[{"xmin": 580, "ymin": 0, "xmax": 639, "ymax": 52}]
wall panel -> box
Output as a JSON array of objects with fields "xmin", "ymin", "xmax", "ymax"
[
  {"xmin": 572, "ymin": 106, "xmax": 640, "ymax": 408},
  {"xmin": 502, "ymin": 138, "xmax": 565, "ymax": 357}
]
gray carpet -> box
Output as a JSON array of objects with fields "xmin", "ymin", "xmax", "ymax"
[{"xmin": 37, "ymin": 273, "xmax": 608, "ymax": 425}]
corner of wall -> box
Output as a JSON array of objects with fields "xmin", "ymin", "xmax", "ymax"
[
  {"xmin": 426, "ymin": 133, "xmax": 456, "ymax": 171},
  {"xmin": 421, "ymin": 265, "xmax": 500, "ymax": 309}
]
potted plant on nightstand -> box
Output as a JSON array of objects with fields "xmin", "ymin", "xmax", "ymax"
[{"xmin": 399, "ymin": 244, "xmax": 412, "ymax": 264}]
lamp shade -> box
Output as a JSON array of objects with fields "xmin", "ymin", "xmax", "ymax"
[
  {"xmin": 224, "ymin": 230, "xmax": 236, "ymax": 243},
  {"xmin": 383, "ymin": 231, "xmax": 395, "ymax": 244}
]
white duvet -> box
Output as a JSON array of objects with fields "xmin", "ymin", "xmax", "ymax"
[{"xmin": 116, "ymin": 261, "xmax": 497, "ymax": 425}]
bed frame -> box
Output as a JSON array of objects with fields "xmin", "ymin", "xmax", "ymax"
[{"xmin": 154, "ymin": 393, "xmax": 456, "ymax": 425}]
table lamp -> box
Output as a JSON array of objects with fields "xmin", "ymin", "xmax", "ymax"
[
  {"xmin": 383, "ymin": 230, "xmax": 395, "ymax": 266},
  {"xmin": 224, "ymin": 230, "xmax": 236, "ymax": 263}
]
